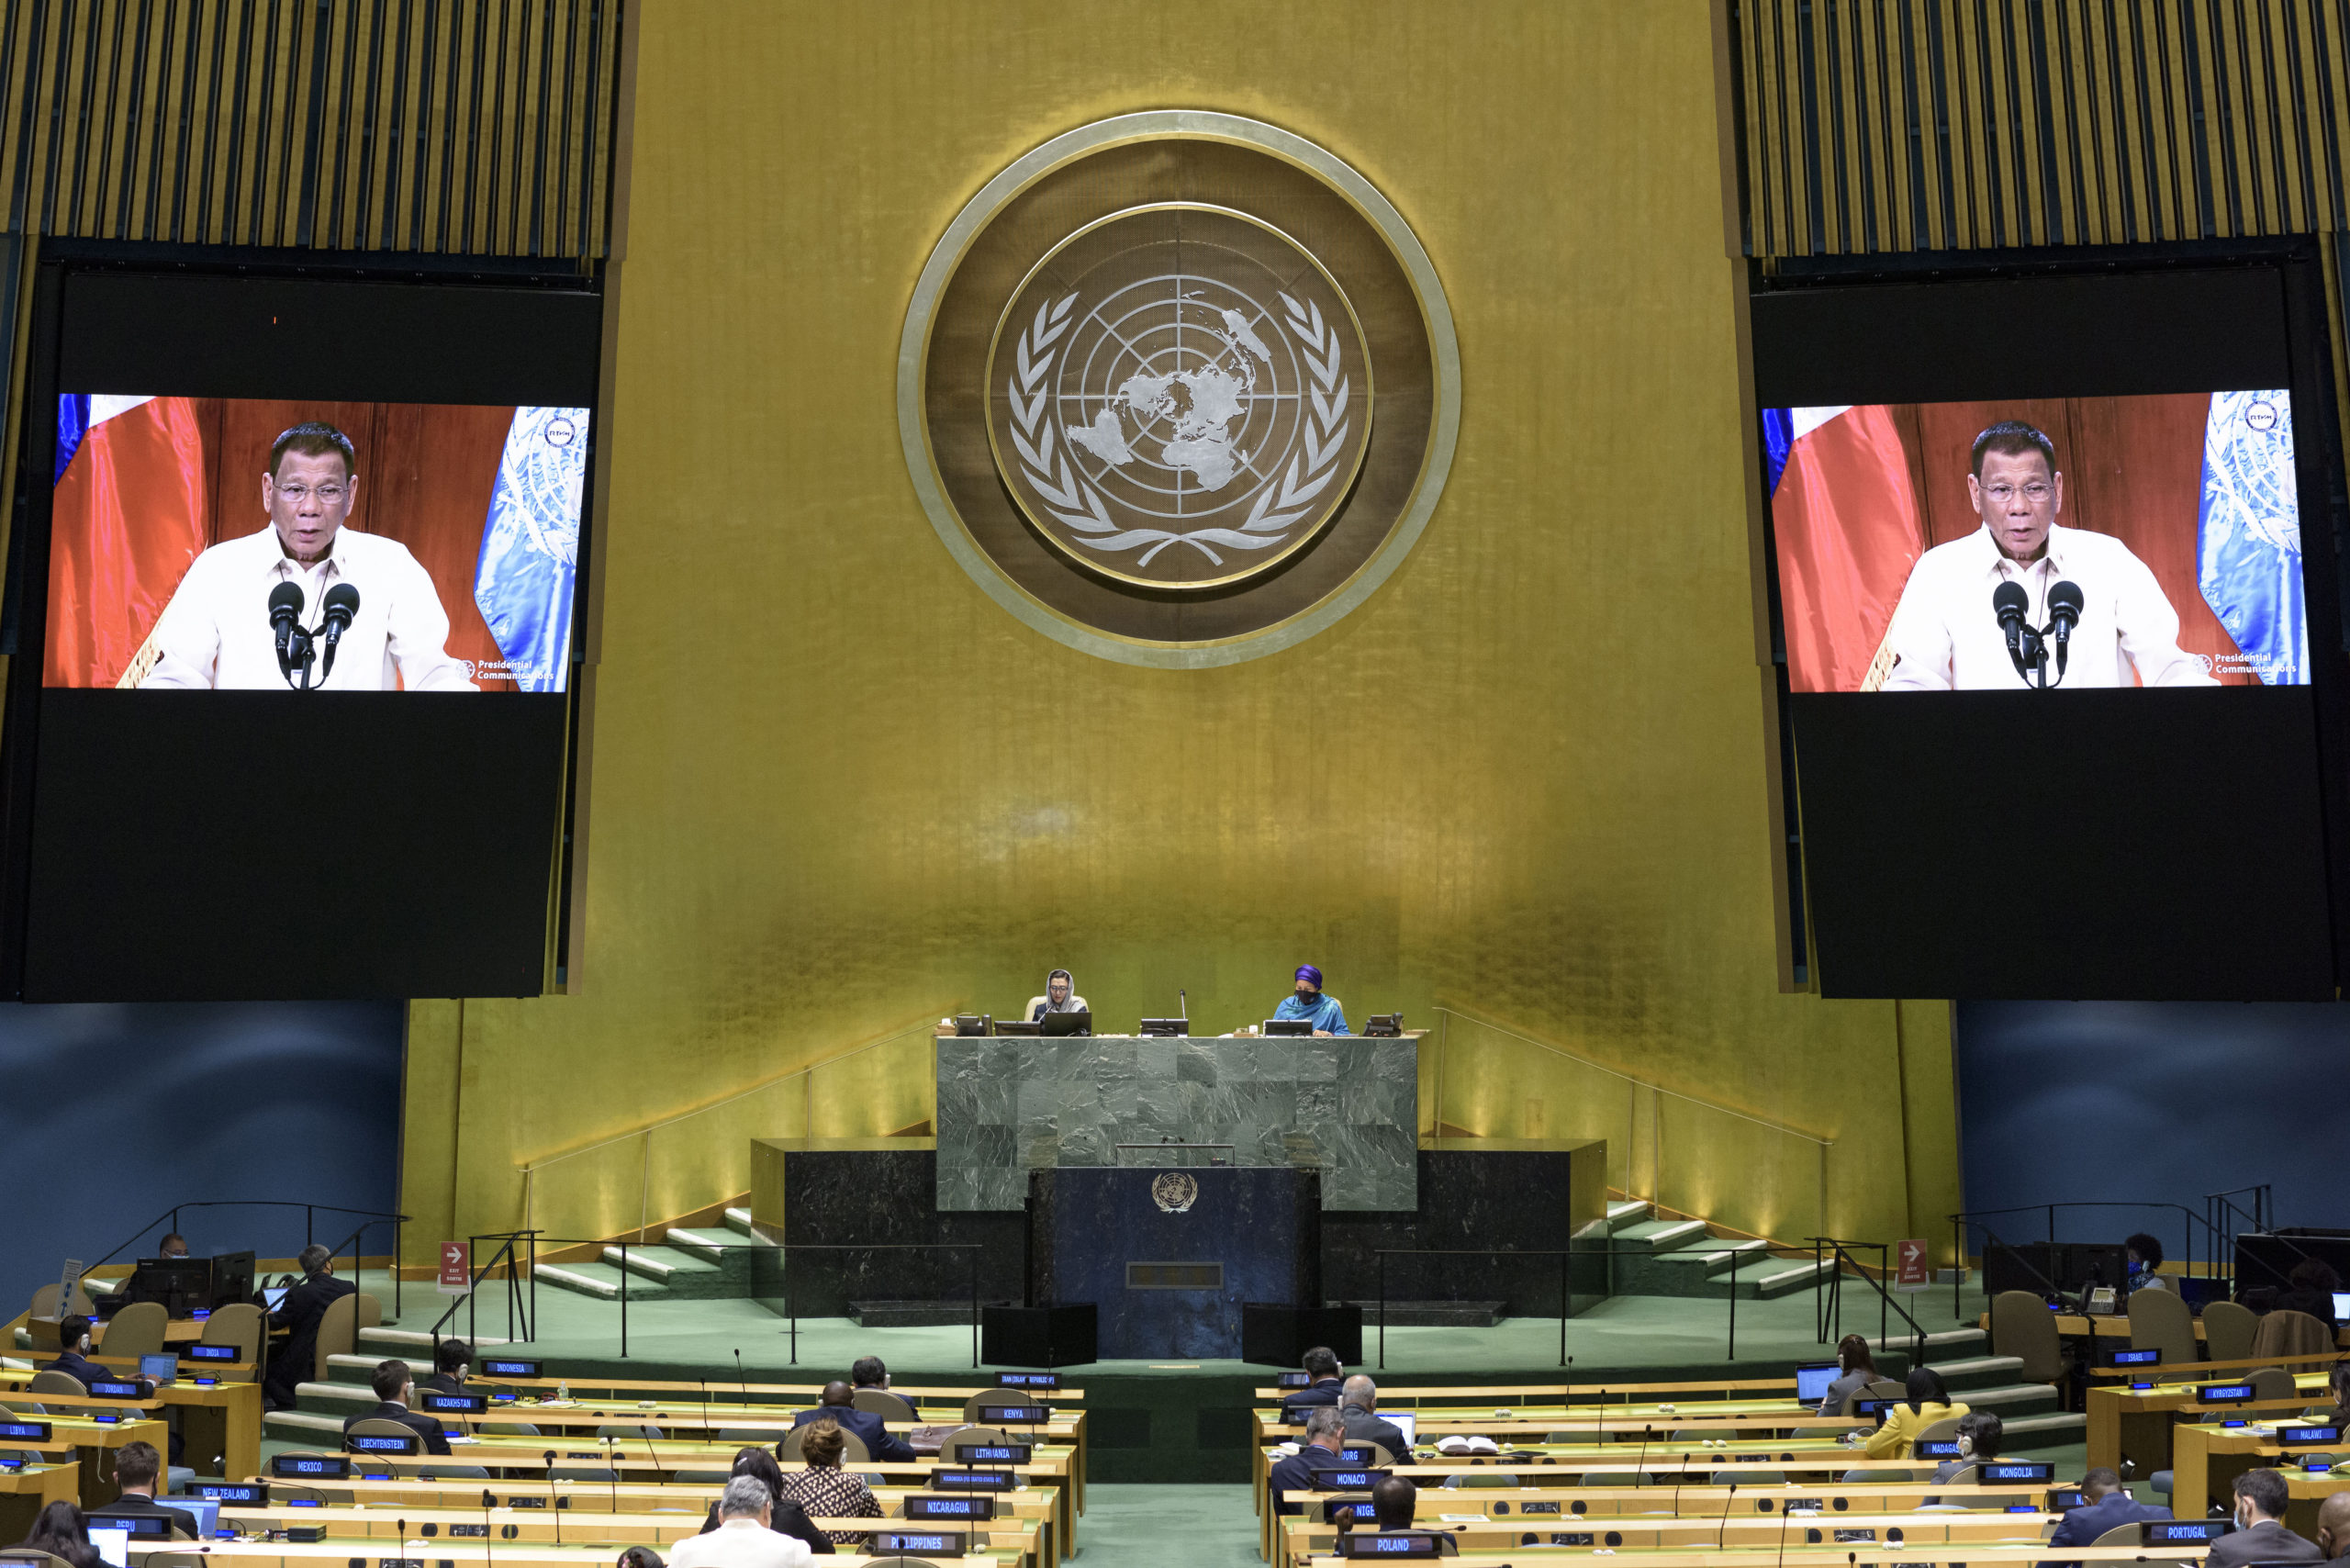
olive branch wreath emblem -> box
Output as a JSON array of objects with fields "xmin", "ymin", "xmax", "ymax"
[{"xmin": 1005, "ymin": 291, "xmax": 1352, "ymax": 568}]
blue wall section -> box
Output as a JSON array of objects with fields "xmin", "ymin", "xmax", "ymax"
[
  {"xmin": 0, "ymin": 1001, "xmax": 405, "ymax": 1316},
  {"xmin": 1956, "ymin": 1001, "xmax": 2350, "ymax": 1265}
]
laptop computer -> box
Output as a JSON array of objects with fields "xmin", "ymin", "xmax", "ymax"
[
  {"xmin": 261, "ymin": 1285, "xmax": 289, "ymax": 1311},
  {"xmin": 1264, "ymin": 1018, "xmax": 1313, "ymax": 1036},
  {"xmin": 86, "ymin": 1528, "xmax": 129, "ymax": 1567},
  {"xmin": 140, "ymin": 1352, "xmax": 178, "ymax": 1385},
  {"xmin": 160, "ymin": 1497, "xmax": 220, "ymax": 1537},
  {"xmin": 1383, "ymin": 1412, "xmax": 1417, "ymax": 1448},
  {"xmin": 1039, "ymin": 1009, "xmax": 1091, "ymax": 1036},
  {"xmin": 1794, "ymin": 1361, "xmax": 1838, "ymax": 1406}
]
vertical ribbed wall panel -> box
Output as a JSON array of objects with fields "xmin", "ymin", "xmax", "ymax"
[
  {"xmin": 1736, "ymin": 0, "xmax": 2350, "ymax": 257},
  {"xmin": 0, "ymin": 0, "xmax": 621, "ymax": 260}
]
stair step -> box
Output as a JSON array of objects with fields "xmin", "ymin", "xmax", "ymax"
[
  {"xmin": 2001, "ymin": 1411, "xmax": 2088, "ymax": 1439},
  {"xmin": 666, "ymin": 1228, "xmax": 741, "ymax": 1263},
  {"xmin": 1612, "ymin": 1219, "xmax": 1712, "ymax": 1254},
  {"xmin": 1865, "ymin": 1327, "xmax": 1986, "ymax": 1360},
  {"xmin": 327, "ymin": 1352, "xmax": 428, "ymax": 1383},
  {"xmin": 360, "ymin": 1327, "xmax": 511, "ymax": 1351},
  {"xmin": 601, "ymin": 1245, "xmax": 720, "ymax": 1282},
  {"xmin": 1925, "ymin": 1355, "xmax": 2026, "ymax": 1391},
  {"xmin": 723, "ymin": 1207, "xmax": 757, "ymax": 1238},
  {"xmin": 1652, "ymin": 1239, "xmax": 1771, "ymax": 1274},
  {"xmin": 1959, "ymin": 1382, "xmax": 2063, "ymax": 1410},
  {"xmin": 1605, "ymin": 1200, "xmax": 1653, "ymax": 1233},
  {"xmin": 535, "ymin": 1262, "xmax": 667, "ymax": 1302}
]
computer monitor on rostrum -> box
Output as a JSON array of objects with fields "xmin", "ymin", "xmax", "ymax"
[
  {"xmin": 209, "ymin": 1250, "xmax": 254, "ymax": 1311},
  {"xmin": 128, "ymin": 1258, "xmax": 211, "ymax": 1316}
]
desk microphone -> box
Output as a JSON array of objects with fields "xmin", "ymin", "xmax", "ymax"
[
  {"xmin": 1717, "ymin": 1482, "xmax": 1739, "ymax": 1549},
  {"xmin": 640, "ymin": 1426, "xmax": 666, "ymax": 1483},
  {"xmin": 1634, "ymin": 1422, "xmax": 1653, "ymax": 1491},
  {"xmin": 319, "ymin": 583, "xmax": 360, "ymax": 681},
  {"xmin": 540, "ymin": 1452, "xmax": 561, "ymax": 1544},
  {"xmin": 481, "ymin": 1490, "xmax": 495, "ymax": 1568},
  {"xmin": 2048, "ymin": 578, "xmax": 2083, "ymax": 682},
  {"xmin": 734, "ymin": 1349, "xmax": 749, "ymax": 1400},
  {"xmin": 1179, "ymin": 990, "xmax": 1187, "ymax": 1029},
  {"xmin": 602, "ymin": 1436, "xmax": 621, "ymax": 1510}
]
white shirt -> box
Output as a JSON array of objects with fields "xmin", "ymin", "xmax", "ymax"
[
  {"xmin": 141, "ymin": 524, "xmax": 476, "ymax": 691},
  {"xmin": 1880, "ymin": 522, "xmax": 2217, "ymax": 690},
  {"xmin": 667, "ymin": 1518, "xmax": 812, "ymax": 1568}
]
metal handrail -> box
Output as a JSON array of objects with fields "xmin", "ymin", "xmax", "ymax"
[
  {"xmin": 77, "ymin": 1199, "xmax": 411, "ymax": 1319},
  {"xmin": 1806, "ymin": 1238, "xmax": 1929, "ymax": 1365},
  {"xmin": 1950, "ymin": 1201, "xmax": 2227, "ymax": 1292}
]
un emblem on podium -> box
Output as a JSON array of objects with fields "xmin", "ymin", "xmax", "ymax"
[
  {"xmin": 1151, "ymin": 1171, "xmax": 1200, "ymax": 1214},
  {"xmin": 901, "ymin": 112, "xmax": 1459, "ymax": 666}
]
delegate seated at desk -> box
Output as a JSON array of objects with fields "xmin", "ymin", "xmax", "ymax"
[
  {"xmin": 1360, "ymin": 1476, "xmax": 1457, "ymax": 1554},
  {"xmin": 1275, "ymin": 966, "xmax": 1348, "ymax": 1036},
  {"xmin": 42, "ymin": 1316, "xmax": 116, "ymax": 1390},
  {"xmin": 1281, "ymin": 1347, "xmax": 1347, "ymax": 1417},
  {"xmin": 97, "ymin": 1441, "xmax": 200, "ymax": 1539},
  {"xmin": 2210, "ymin": 1469, "xmax": 2322, "ymax": 1568},
  {"xmin": 1024, "ymin": 969, "xmax": 1088, "ymax": 1022},
  {"xmin": 2045, "ymin": 1467, "xmax": 2169, "ymax": 1568},
  {"xmin": 265, "ymin": 1244, "xmax": 356, "ymax": 1409},
  {"xmin": 343, "ymin": 1359, "xmax": 453, "ymax": 1455},
  {"xmin": 1268, "ymin": 1407, "xmax": 1347, "ymax": 1514},
  {"xmin": 790, "ymin": 1381, "xmax": 913, "ymax": 1462}
]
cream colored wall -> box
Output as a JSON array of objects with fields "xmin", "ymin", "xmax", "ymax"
[{"xmin": 399, "ymin": 0, "xmax": 1962, "ymax": 1262}]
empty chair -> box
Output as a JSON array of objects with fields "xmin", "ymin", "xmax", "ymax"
[
  {"xmin": 2251, "ymin": 1308, "xmax": 2335, "ymax": 1373},
  {"xmin": 200, "ymin": 1304, "xmax": 263, "ymax": 1368},
  {"xmin": 1440, "ymin": 1471, "xmax": 1522, "ymax": 1487},
  {"xmin": 0, "ymin": 1403, "xmax": 45, "ymax": 1417},
  {"xmin": 715, "ymin": 1427, "xmax": 775, "ymax": 1442},
  {"xmin": 421, "ymin": 1464, "xmax": 491, "ymax": 1480},
  {"xmin": 24, "ymin": 1372, "xmax": 85, "ymax": 1396},
  {"xmin": 1364, "ymin": 1443, "xmax": 1399, "ymax": 1468},
  {"xmin": 2129, "ymin": 1286, "xmax": 2199, "ymax": 1367},
  {"xmin": 863, "ymin": 1559, "xmax": 947, "ymax": 1568},
  {"xmin": 1990, "ymin": 1289, "xmax": 2076, "ymax": 1402},
  {"xmin": 2249, "ymin": 1366, "xmax": 2300, "ymax": 1402},
  {"xmin": 2202, "ymin": 1299, "xmax": 2260, "ymax": 1364},
  {"xmin": 673, "ymin": 1469, "xmax": 731, "ymax": 1484},
  {"xmin": 2091, "ymin": 1522, "xmax": 2147, "ymax": 1548},
  {"xmin": 479, "ymin": 1420, "xmax": 541, "ymax": 1437},
  {"xmin": 1914, "ymin": 1416, "xmax": 1964, "ymax": 1444},
  {"xmin": 551, "ymin": 1465, "xmax": 616, "ymax": 1482},
  {"xmin": 100, "ymin": 1302, "xmax": 169, "ymax": 1361},
  {"xmin": 597, "ymin": 1422, "xmax": 664, "ymax": 1440},
  {"xmin": 311, "ymin": 1294, "xmax": 360, "ymax": 1381},
  {"xmin": 29, "ymin": 1282, "xmax": 95, "ymax": 1320},
  {"xmin": 357, "ymin": 1294, "xmax": 384, "ymax": 1330},
  {"xmin": 852, "ymin": 1387, "xmax": 919, "ymax": 1423},
  {"xmin": 1841, "ymin": 1467, "xmax": 1912, "ymax": 1484},
  {"xmin": 778, "ymin": 1423, "xmax": 868, "ymax": 1463}
]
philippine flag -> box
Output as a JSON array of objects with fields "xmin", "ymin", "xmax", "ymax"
[
  {"xmin": 48, "ymin": 395, "xmax": 211, "ymax": 689},
  {"xmin": 473, "ymin": 406, "xmax": 589, "ymax": 694},
  {"xmin": 1765, "ymin": 405, "xmax": 1928, "ymax": 692},
  {"xmin": 2197, "ymin": 390, "xmax": 2307, "ymax": 685}
]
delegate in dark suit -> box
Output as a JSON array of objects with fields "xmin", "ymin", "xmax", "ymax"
[
  {"xmin": 264, "ymin": 1268, "xmax": 356, "ymax": 1407},
  {"xmin": 343, "ymin": 1401, "xmax": 453, "ymax": 1456},
  {"xmin": 40, "ymin": 1349, "xmax": 117, "ymax": 1389},
  {"xmin": 1280, "ymin": 1379, "xmax": 1344, "ymax": 1418},
  {"xmin": 1338, "ymin": 1406, "xmax": 1409, "ymax": 1462},
  {"xmin": 790, "ymin": 1404, "xmax": 912, "ymax": 1464},
  {"xmin": 1267, "ymin": 1447, "xmax": 1345, "ymax": 1515},
  {"xmin": 2210, "ymin": 1519, "xmax": 2324, "ymax": 1568},
  {"xmin": 417, "ymin": 1372, "xmax": 466, "ymax": 1396},
  {"xmin": 2045, "ymin": 1491, "xmax": 2170, "ymax": 1566},
  {"xmin": 90, "ymin": 1495, "xmax": 200, "ymax": 1540}
]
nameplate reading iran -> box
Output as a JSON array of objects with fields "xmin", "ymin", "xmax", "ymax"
[{"xmin": 996, "ymin": 1372, "xmax": 1059, "ymax": 1390}]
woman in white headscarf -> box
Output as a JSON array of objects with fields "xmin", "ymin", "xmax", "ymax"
[{"xmin": 1024, "ymin": 969, "xmax": 1089, "ymax": 1020}]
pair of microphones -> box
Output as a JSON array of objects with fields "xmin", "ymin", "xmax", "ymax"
[
  {"xmin": 1991, "ymin": 577, "xmax": 2083, "ymax": 689},
  {"xmin": 267, "ymin": 581, "xmax": 360, "ymax": 690}
]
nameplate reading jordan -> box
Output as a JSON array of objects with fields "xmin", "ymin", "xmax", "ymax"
[
  {"xmin": 996, "ymin": 1372, "xmax": 1059, "ymax": 1390},
  {"xmin": 480, "ymin": 1358, "xmax": 541, "ymax": 1378},
  {"xmin": 183, "ymin": 1344, "xmax": 238, "ymax": 1362},
  {"xmin": 0, "ymin": 1421, "xmax": 48, "ymax": 1442},
  {"xmin": 929, "ymin": 1470, "xmax": 1015, "ymax": 1492},
  {"xmin": 1334, "ymin": 1534, "xmax": 1444, "ymax": 1558},
  {"xmin": 904, "ymin": 1496, "xmax": 997, "ymax": 1521},
  {"xmin": 420, "ymin": 1394, "xmax": 487, "ymax": 1415},
  {"xmin": 273, "ymin": 1455, "xmax": 351, "ymax": 1478},
  {"xmin": 197, "ymin": 1483, "xmax": 267, "ymax": 1506},
  {"xmin": 871, "ymin": 1531, "xmax": 965, "ymax": 1558},
  {"xmin": 2198, "ymin": 1383, "xmax": 2255, "ymax": 1403},
  {"xmin": 84, "ymin": 1380, "xmax": 142, "ymax": 1399}
]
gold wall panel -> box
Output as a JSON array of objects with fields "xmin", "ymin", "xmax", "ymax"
[{"xmin": 401, "ymin": 0, "xmax": 1964, "ymax": 1264}]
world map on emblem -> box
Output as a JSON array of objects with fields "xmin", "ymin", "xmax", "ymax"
[{"xmin": 988, "ymin": 205, "xmax": 1374, "ymax": 591}]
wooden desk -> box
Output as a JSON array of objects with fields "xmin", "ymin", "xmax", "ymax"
[
  {"xmin": 124, "ymin": 1541, "xmax": 1020, "ymax": 1568},
  {"xmin": 28, "ymin": 1315, "xmax": 206, "ymax": 1350},
  {"xmin": 2085, "ymin": 1374, "xmax": 2330, "ymax": 1473},
  {"xmin": 2169, "ymin": 1419, "xmax": 2350, "ymax": 1521},
  {"xmin": 0, "ymin": 1462, "xmax": 80, "ymax": 1541},
  {"xmin": 480, "ymin": 1373, "xmax": 1080, "ymax": 1406},
  {"xmin": 0, "ymin": 1369, "xmax": 263, "ymax": 1479},
  {"xmin": 1251, "ymin": 1379, "xmax": 1801, "ymax": 1406},
  {"xmin": 1277, "ymin": 1509, "xmax": 2062, "ymax": 1568}
]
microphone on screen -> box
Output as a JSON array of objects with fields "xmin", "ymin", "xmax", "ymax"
[
  {"xmin": 1992, "ymin": 581, "xmax": 2033, "ymax": 684},
  {"xmin": 2048, "ymin": 579, "xmax": 2084, "ymax": 683},
  {"xmin": 269, "ymin": 582, "xmax": 305, "ymax": 678},
  {"xmin": 319, "ymin": 583, "xmax": 360, "ymax": 681}
]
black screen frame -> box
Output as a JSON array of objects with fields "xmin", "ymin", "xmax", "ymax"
[
  {"xmin": 0, "ymin": 242, "xmax": 604, "ymax": 1001},
  {"xmin": 1750, "ymin": 241, "xmax": 2350, "ymax": 1001}
]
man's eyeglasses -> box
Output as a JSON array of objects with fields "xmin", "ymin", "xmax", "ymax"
[
  {"xmin": 274, "ymin": 484, "xmax": 349, "ymax": 504},
  {"xmin": 1981, "ymin": 481, "xmax": 2053, "ymax": 505}
]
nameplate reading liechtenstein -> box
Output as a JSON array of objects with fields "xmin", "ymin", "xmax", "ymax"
[{"xmin": 986, "ymin": 205, "xmax": 1374, "ymax": 591}]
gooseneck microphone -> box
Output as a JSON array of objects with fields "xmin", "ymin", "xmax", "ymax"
[
  {"xmin": 319, "ymin": 584, "xmax": 360, "ymax": 681},
  {"xmin": 2047, "ymin": 578, "xmax": 2084, "ymax": 681},
  {"xmin": 1717, "ymin": 1481, "xmax": 1740, "ymax": 1549},
  {"xmin": 1992, "ymin": 581, "xmax": 2034, "ymax": 684},
  {"xmin": 269, "ymin": 583, "xmax": 306, "ymax": 681}
]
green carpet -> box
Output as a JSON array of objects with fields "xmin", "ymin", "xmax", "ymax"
[{"xmin": 1081, "ymin": 1484, "xmax": 1255, "ymax": 1567}]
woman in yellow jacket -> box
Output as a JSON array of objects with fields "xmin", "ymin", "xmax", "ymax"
[{"xmin": 1856, "ymin": 1368, "xmax": 1967, "ymax": 1460}]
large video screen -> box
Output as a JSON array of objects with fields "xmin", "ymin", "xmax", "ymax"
[
  {"xmin": 1767, "ymin": 393, "xmax": 2304, "ymax": 693},
  {"xmin": 0, "ymin": 263, "xmax": 602, "ymax": 1002},
  {"xmin": 1751, "ymin": 263, "xmax": 2345, "ymax": 1002},
  {"xmin": 49, "ymin": 397, "xmax": 586, "ymax": 694}
]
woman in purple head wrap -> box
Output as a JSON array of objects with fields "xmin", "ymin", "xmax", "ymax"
[{"xmin": 1271, "ymin": 964, "xmax": 1349, "ymax": 1036}]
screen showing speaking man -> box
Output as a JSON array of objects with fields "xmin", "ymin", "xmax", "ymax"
[
  {"xmin": 46, "ymin": 396, "xmax": 589, "ymax": 692},
  {"xmin": 1764, "ymin": 391, "xmax": 2305, "ymax": 692}
]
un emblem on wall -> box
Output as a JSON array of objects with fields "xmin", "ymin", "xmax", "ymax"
[
  {"xmin": 1152, "ymin": 1171, "xmax": 1200, "ymax": 1213},
  {"xmin": 989, "ymin": 207, "xmax": 1371, "ymax": 590},
  {"xmin": 901, "ymin": 112, "xmax": 1459, "ymax": 666}
]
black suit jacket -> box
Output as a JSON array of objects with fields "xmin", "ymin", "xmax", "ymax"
[
  {"xmin": 263, "ymin": 1274, "xmax": 356, "ymax": 1403},
  {"xmin": 1267, "ymin": 1446, "xmax": 1347, "ymax": 1514},
  {"xmin": 417, "ymin": 1372, "xmax": 468, "ymax": 1397},
  {"xmin": 90, "ymin": 1494, "xmax": 199, "ymax": 1540},
  {"xmin": 39, "ymin": 1350, "xmax": 114, "ymax": 1389},
  {"xmin": 1339, "ymin": 1406, "xmax": 1410, "ymax": 1462},
  {"xmin": 1281, "ymin": 1379, "xmax": 1345, "ymax": 1418},
  {"xmin": 2209, "ymin": 1518, "xmax": 2324, "ymax": 1568},
  {"xmin": 343, "ymin": 1401, "xmax": 453, "ymax": 1456},
  {"xmin": 791, "ymin": 1404, "xmax": 913, "ymax": 1463}
]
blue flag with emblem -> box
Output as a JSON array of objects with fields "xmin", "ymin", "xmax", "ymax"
[
  {"xmin": 473, "ymin": 406, "xmax": 590, "ymax": 692},
  {"xmin": 2197, "ymin": 390, "xmax": 2306, "ymax": 685}
]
